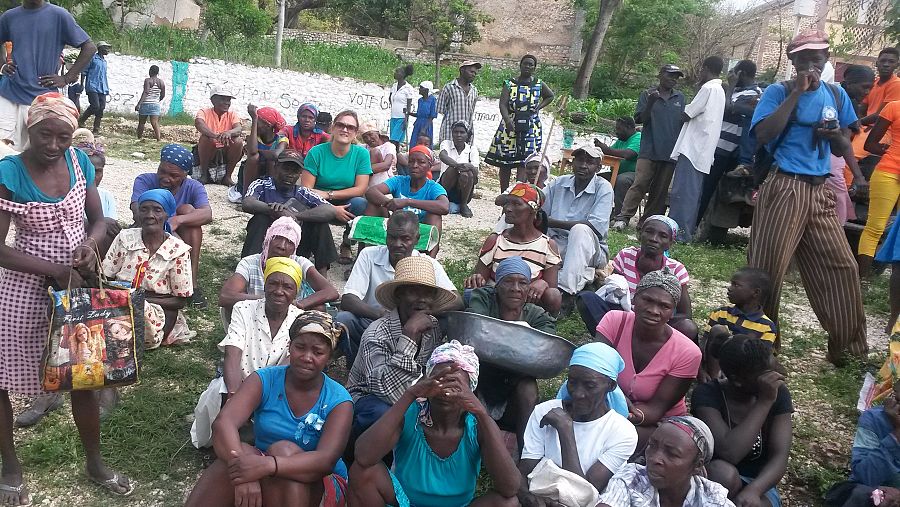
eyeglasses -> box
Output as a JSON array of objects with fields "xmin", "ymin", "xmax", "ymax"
[{"xmin": 333, "ymin": 121, "xmax": 358, "ymax": 132}]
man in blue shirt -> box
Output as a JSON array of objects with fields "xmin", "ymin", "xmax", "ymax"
[
  {"xmin": 78, "ymin": 41, "xmax": 110, "ymax": 134},
  {"xmin": 0, "ymin": 0, "xmax": 96, "ymax": 148},
  {"xmin": 748, "ymin": 29, "xmax": 869, "ymax": 365}
]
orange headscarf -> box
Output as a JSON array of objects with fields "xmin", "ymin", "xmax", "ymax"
[
  {"xmin": 508, "ymin": 182, "xmax": 544, "ymax": 211},
  {"xmin": 27, "ymin": 92, "xmax": 78, "ymax": 131}
]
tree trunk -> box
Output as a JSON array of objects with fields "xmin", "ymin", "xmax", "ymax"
[
  {"xmin": 573, "ymin": 0, "xmax": 622, "ymax": 99},
  {"xmin": 434, "ymin": 49, "xmax": 441, "ymax": 88},
  {"xmin": 274, "ymin": 0, "xmax": 285, "ymax": 67}
]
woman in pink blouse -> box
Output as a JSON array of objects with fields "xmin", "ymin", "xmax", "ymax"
[{"xmin": 593, "ymin": 268, "xmax": 701, "ymax": 455}]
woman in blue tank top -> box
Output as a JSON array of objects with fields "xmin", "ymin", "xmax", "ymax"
[{"xmin": 185, "ymin": 310, "xmax": 353, "ymax": 507}]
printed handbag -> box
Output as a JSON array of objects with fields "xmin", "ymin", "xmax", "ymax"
[{"xmin": 41, "ymin": 280, "xmax": 145, "ymax": 392}]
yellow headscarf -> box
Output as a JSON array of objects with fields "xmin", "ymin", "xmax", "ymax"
[{"xmin": 263, "ymin": 256, "xmax": 303, "ymax": 289}]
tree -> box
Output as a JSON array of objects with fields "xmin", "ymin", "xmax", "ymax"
[
  {"xmin": 573, "ymin": 0, "xmax": 623, "ymax": 99},
  {"xmin": 888, "ymin": 0, "xmax": 900, "ymax": 43},
  {"xmin": 203, "ymin": 0, "xmax": 272, "ymax": 49},
  {"xmin": 408, "ymin": 0, "xmax": 492, "ymax": 86},
  {"xmin": 112, "ymin": 0, "xmax": 150, "ymax": 30},
  {"xmin": 321, "ymin": 0, "xmax": 411, "ymax": 40}
]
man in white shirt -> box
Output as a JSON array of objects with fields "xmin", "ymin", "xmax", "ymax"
[
  {"xmin": 437, "ymin": 119, "xmax": 480, "ymax": 217},
  {"xmin": 336, "ymin": 211, "xmax": 460, "ymax": 366},
  {"xmin": 668, "ymin": 56, "xmax": 727, "ymax": 242}
]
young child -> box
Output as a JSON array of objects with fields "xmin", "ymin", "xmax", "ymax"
[
  {"xmin": 76, "ymin": 139, "xmax": 117, "ymax": 221},
  {"xmin": 359, "ymin": 122, "xmax": 396, "ymax": 187},
  {"xmin": 702, "ymin": 267, "xmax": 779, "ymax": 381}
]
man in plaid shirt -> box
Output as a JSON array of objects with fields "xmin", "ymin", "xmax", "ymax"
[{"xmin": 346, "ymin": 256, "xmax": 459, "ymax": 439}]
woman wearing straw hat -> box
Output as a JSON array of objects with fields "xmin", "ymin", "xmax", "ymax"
[{"xmin": 346, "ymin": 256, "xmax": 459, "ymax": 439}]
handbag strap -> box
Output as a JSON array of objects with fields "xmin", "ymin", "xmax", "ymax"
[{"xmin": 608, "ymin": 312, "xmax": 628, "ymax": 348}]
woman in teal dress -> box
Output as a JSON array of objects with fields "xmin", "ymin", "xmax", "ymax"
[
  {"xmin": 348, "ymin": 341, "xmax": 521, "ymax": 507},
  {"xmin": 485, "ymin": 55, "xmax": 555, "ymax": 192}
]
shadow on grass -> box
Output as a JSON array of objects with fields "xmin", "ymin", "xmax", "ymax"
[{"xmin": 15, "ymin": 247, "xmax": 239, "ymax": 504}]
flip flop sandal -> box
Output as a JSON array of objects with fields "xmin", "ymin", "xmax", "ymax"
[
  {"xmin": 0, "ymin": 482, "xmax": 32, "ymax": 507},
  {"xmin": 88, "ymin": 473, "xmax": 135, "ymax": 497}
]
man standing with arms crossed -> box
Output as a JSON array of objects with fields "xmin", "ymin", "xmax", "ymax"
[{"xmin": 612, "ymin": 64, "xmax": 685, "ymax": 231}]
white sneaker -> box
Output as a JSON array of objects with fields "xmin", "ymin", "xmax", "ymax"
[{"xmin": 612, "ymin": 220, "xmax": 627, "ymax": 232}]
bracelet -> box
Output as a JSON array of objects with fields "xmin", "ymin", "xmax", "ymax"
[
  {"xmin": 0, "ymin": 64, "xmax": 7, "ymax": 75},
  {"xmin": 633, "ymin": 408, "xmax": 645, "ymax": 425},
  {"xmin": 270, "ymin": 456, "xmax": 278, "ymax": 477}
]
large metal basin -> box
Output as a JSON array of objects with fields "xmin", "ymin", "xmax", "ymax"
[{"xmin": 437, "ymin": 311, "xmax": 575, "ymax": 379}]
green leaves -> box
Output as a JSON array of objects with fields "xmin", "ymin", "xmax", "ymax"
[{"xmin": 203, "ymin": 0, "xmax": 272, "ymax": 46}]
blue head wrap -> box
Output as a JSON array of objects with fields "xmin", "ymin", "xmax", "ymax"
[
  {"xmin": 137, "ymin": 189, "xmax": 177, "ymax": 232},
  {"xmin": 557, "ymin": 342, "xmax": 629, "ymax": 418},
  {"xmin": 160, "ymin": 143, "xmax": 194, "ymax": 173},
  {"xmin": 495, "ymin": 256, "xmax": 531, "ymax": 284}
]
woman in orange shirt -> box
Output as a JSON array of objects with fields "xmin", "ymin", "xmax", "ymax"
[{"xmin": 860, "ymin": 100, "xmax": 900, "ymax": 277}]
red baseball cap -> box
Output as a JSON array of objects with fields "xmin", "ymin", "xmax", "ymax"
[{"xmin": 787, "ymin": 29, "xmax": 829, "ymax": 54}]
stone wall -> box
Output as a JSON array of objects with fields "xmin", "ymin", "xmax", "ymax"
[
  {"xmin": 101, "ymin": 54, "xmax": 601, "ymax": 161},
  {"xmin": 102, "ymin": 0, "xmax": 201, "ymax": 30},
  {"xmin": 282, "ymin": 29, "xmax": 407, "ymax": 51}
]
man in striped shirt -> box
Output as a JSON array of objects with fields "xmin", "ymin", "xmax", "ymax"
[
  {"xmin": 437, "ymin": 60, "xmax": 480, "ymax": 143},
  {"xmin": 697, "ymin": 60, "xmax": 762, "ymax": 226}
]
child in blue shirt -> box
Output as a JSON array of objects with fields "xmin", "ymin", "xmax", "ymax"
[{"xmin": 365, "ymin": 144, "xmax": 449, "ymax": 257}]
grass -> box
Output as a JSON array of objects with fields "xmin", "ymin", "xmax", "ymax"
[{"xmin": 14, "ymin": 247, "xmax": 240, "ymax": 505}]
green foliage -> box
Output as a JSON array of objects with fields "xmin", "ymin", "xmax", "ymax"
[
  {"xmin": 887, "ymin": 0, "xmax": 900, "ymax": 45},
  {"xmin": 320, "ymin": 0, "xmax": 411, "ymax": 40},
  {"xmin": 74, "ymin": 0, "xmax": 115, "ymax": 37},
  {"xmin": 564, "ymin": 97, "xmax": 638, "ymax": 133},
  {"xmin": 203, "ymin": 0, "xmax": 272, "ymax": 46},
  {"xmin": 600, "ymin": 0, "xmax": 706, "ymax": 84},
  {"xmin": 409, "ymin": 0, "xmax": 492, "ymax": 82}
]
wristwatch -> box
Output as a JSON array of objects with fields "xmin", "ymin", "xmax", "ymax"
[{"xmin": 327, "ymin": 190, "xmax": 334, "ymax": 199}]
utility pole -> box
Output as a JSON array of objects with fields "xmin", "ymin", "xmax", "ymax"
[{"xmin": 274, "ymin": 0, "xmax": 285, "ymax": 67}]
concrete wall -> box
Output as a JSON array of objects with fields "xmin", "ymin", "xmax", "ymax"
[
  {"xmin": 101, "ymin": 54, "xmax": 600, "ymax": 160},
  {"xmin": 103, "ymin": 0, "xmax": 202, "ymax": 29}
]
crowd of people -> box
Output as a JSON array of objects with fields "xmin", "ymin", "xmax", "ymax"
[{"xmin": 0, "ymin": 0, "xmax": 899, "ymax": 505}]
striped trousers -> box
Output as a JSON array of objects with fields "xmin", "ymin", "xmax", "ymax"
[{"xmin": 748, "ymin": 172, "xmax": 868, "ymax": 361}]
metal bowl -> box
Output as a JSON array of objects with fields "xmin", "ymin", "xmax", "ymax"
[{"xmin": 437, "ymin": 311, "xmax": 575, "ymax": 379}]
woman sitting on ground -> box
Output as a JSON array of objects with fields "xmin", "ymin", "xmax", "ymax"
[
  {"xmin": 301, "ymin": 110, "xmax": 372, "ymax": 264},
  {"xmin": 348, "ymin": 341, "xmax": 521, "ymax": 507},
  {"xmin": 692, "ymin": 335, "xmax": 792, "ymax": 507},
  {"xmin": 219, "ymin": 217, "xmax": 338, "ymax": 324},
  {"xmin": 239, "ymin": 105, "xmax": 288, "ymax": 195},
  {"xmin": 283, "ymin": 103, "xmax": 329, "ymax": 158},
  {"xmin": 192, "ymin": 257, "xmax": 308, "ymax": 448},
  {"xmin": 186, "ymin": 311, "xmax": 353, "ymax": 507},
  {"xmin": 465, "ymin": 182, "xmax": 562, "ymax": 314},
  {"xmin": 102, "ymin": 189, "xmax": 194, "ymax": 349},
  {"xmin": 365, "ymin": 145, "xmax": 449, "ymax": 257},
  {"xmin": 467, "ymin": 256, "xmax": 556, "ymax": 452},
  {"xmin": 593, "ymin": 268, "xmax": 702, "ymax": 454},
  {"xmin": 598, "ymin": 416, "xmax": 735, "ymax": 507},
  {"xmin": 518, "ymin": 342, "xmax": 638, "ymax": 507},
  {"xmin": 578, "ymin": 215, "xmax": 697, "ymax": 340}
]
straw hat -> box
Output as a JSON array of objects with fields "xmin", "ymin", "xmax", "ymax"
[{"xmin": 375, "ymin": 256, "xmax": 459, "ymax": 311}]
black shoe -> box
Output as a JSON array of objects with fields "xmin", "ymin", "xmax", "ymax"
[{"xmin": 191, "ymin": 286, "xmax": 208, "ymax": 309}]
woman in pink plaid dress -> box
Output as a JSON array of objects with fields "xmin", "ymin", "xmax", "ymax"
[{"xmin": 0, "ymin": 93, "xmax": 133, "ymax": 505}]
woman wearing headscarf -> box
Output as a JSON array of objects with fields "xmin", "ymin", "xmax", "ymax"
[
  {"xmin": 465, "ymin": 182, "xmax": 562, "ymax": 314},
  {"xmin": 130, "ymin": 143, "xmax": 213, "ymax": 307},
  {"xmin": 598, "ymin": 416, "xmax": 735, "ymax": 507},
  {"xmin": 578, "ymin": 214, "xmax": 696, "ymax": 340},
  {"xmin": 191, "ymin": 257, "xmax": 307, "ymax": 449},
  {"xmin": 283, "ymin": 103, "xmax": 330, "ymax": 158},
  {"xmin": 365, "ymin": 144, "xmax": 448, "ymax": 257},
  {"xmin": 349, "ymin": 341, "xmax": 521, "ymax": 507},
  {"xmin": 219, "ymin": 216, "xmax": 339, "ymax": 325},
  {"xmin": 103, "ymin": 189, "xmax": 195, "ymax": 349},
  {"xmin": 593, "ymin": 268, "xmax": 702, "ymax": 456},
  {"xmin": 186, "ymin": 311, "xmax": 354, "ymax": 507},
  {"xmin": 409, "ymin": 81, "xmax": 437, "ymax": 147},
  {"xmin": 519, "ymin": 343, "xmax": 638, "ymax": 507},
  {"xmin": 237, "ymin": 104, "xmax": 288, "ymax": 197},
  {"xmin": 467, "ymin": 256, "xmax": 556, "ymax": 452},
  {"xmin": 0, "ymin": 92, "xmax": 132, "ymax": 502}
]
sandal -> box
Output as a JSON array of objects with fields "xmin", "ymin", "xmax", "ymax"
[
  {"xmin": 88, "ymin": 472, "xmax": 135, "ymax": 497},
  {"xmin": 338, "ymin": 244, "xmax": 354, "ymax": 265},
  {"xmin": 0, "ymin": 481, "xmax": 31, "ymax": 507}
]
